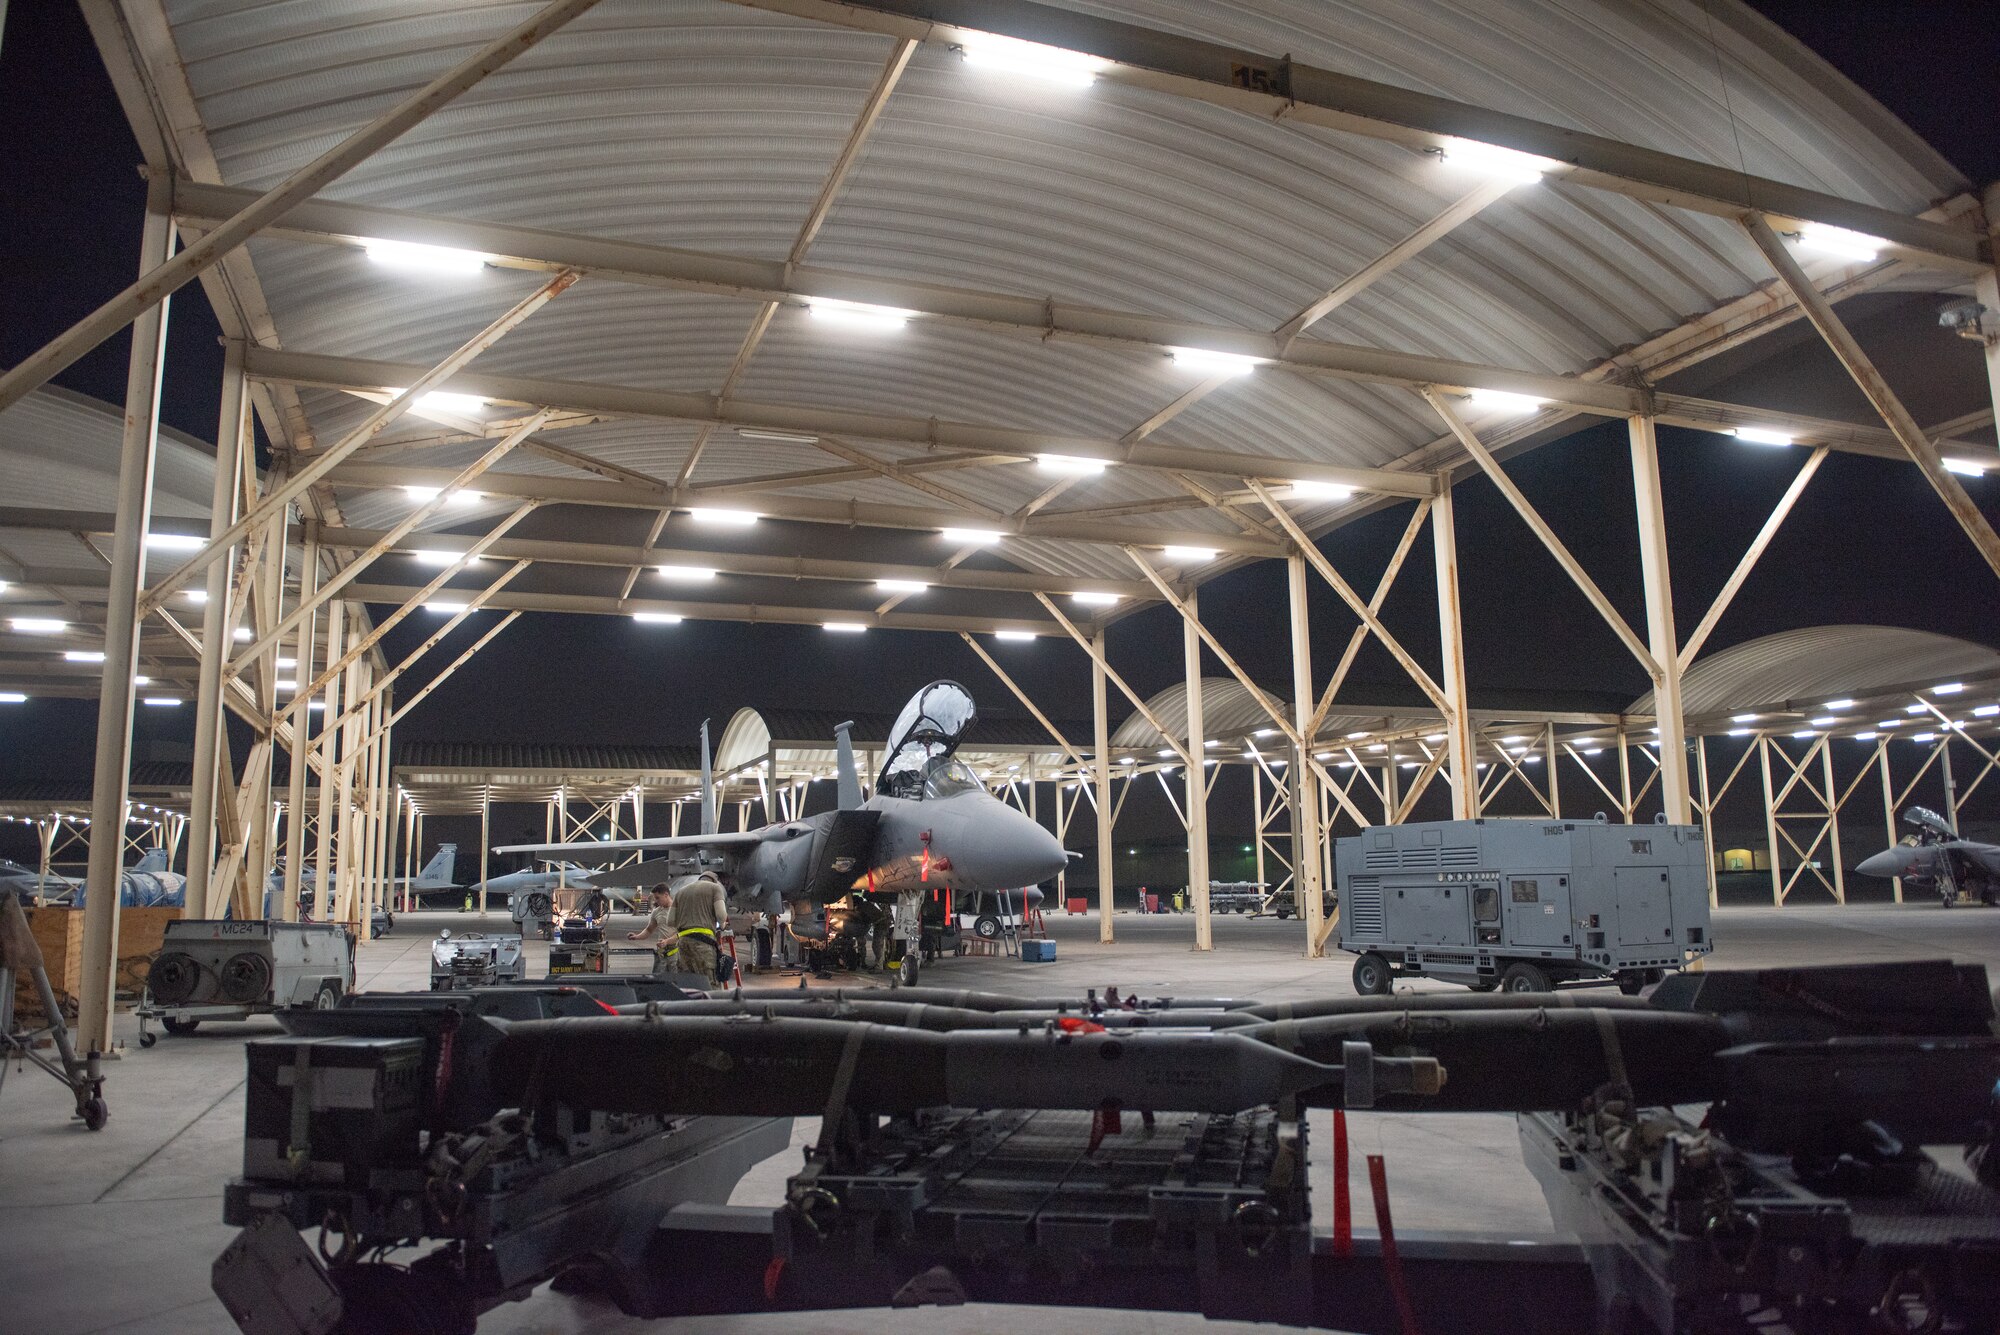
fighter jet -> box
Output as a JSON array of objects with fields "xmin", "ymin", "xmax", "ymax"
[
  {"xmin": 39, "ymin": 848, "xmax": 187, "ymax": 908},
  {"xmin": 1859, "ymin": 806, "xmax": 2000, "ymax": 907},
  {"xmin": 497, "ymin": 681, "xmax": 1071, "ymax": 984},
  {"xmin": 0, "ymin": 857, "xmax": 81, "ymax": 901}
]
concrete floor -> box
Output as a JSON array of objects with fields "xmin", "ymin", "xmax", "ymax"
[{"xmin": 4, "ymin": 902, "xmax": 1997, "ymax": 1334}]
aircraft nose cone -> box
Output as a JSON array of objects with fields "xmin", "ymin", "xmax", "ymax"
[
  {"xmin": 1857, "ymin": 848, "xmax": 1912, "ymax": 879},
  {"xmin": 960, "ymin": 800, "xmax": 1070, "ymax": 890}
]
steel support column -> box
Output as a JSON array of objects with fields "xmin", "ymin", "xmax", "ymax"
[
  {"xmin": 312, "ymin": 601, "xmax": 343, "ymax": 921},
  {"xmin": 185, "ymin": 341, "xmax": 249, "ymax": 907},
  {"xmin": 1092, "ymin": 629, "xmax": 1115, "ymax": 944},
  {"xmin": 1630, "ymin": 417, "xmax": 1690, "ymax": 822},
  {"xmin": 1287, "ymin": 554, "xmax": 1328, "ymax": 957},
  {"xmin": 1431, "ymin": 487, "xmax": 1478, "ymax": 818},
  {"xmin": 281, "ymin": 537, "xmax": 319, "ymax": 919},
  {"xmin": 77, "ymin": 176, "xmax": 173, "ymax": 1054},
  {"xmin": 1184, "ymin": 590, "xmax": 1211, "ymax": 951}
]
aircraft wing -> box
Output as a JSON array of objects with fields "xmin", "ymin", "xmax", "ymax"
[
  {"xmin": 492, "ymin": 830, "xmax": 777, "ymax": 860},
  {"xmin": 1946, "ymin": 840, "xmax": 2000, "ymax": 874}
]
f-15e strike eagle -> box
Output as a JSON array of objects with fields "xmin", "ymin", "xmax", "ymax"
[
  {"xmin": 497, "ymin": 682, "xmax": 1071, "ymax": 982},
  {"xmin": 1859, "ymin": 806, "xmax": 2000, "ymax": 907}
]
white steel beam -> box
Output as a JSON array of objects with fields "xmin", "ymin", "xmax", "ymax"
[
  {"xmin": 1287, "ymin": 553, "xmax": 1329, "ymax": 957},
  {"xmin": 1677, "ymin": 447, "xmax": 1828, "ymax": 671},
  {"xmin": 1430, "ymin": 487, "xmax": 1478, "ymax": 819},
  {"xmin": 1091, "ymin": 628, "xmax": 1115, "ymax": 945},
  {"xmin": 1184, "ymin": 590, "xmax": 1212, "ymax": 952},
  {"xmin": 185, "ymin": 341, "xmax": 249, "ymax": 906},
  {"xmin": 1629, "ymin": 418, "xmax": 1689, "ymax": 823}
]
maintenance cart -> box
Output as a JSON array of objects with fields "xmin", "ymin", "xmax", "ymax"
[
  {"xmin": 137, "ymin": 919, "xmax": 355, "ymax": 1045},
  {"xmin": 1335, "ymin": 815, "xmax": 1712, "ymax": 994}
]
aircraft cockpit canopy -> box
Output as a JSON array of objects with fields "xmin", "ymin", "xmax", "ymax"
[{"xmin": 880, "ymin": 681, "xmax": 977, "ymax": 800}]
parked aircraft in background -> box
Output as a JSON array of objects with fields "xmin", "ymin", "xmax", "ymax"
[
  {"xmin": 13, "ymin": 848, "xmax": 187, "ymax": 908},
  {"xmin": 499, "ymin": 681, "xmax": 1070, "ymax": 984},
  {"xmin": 1859, "ymin": 806, "xmax": 2000, "ymax": 907},
  {"xmin": 0, "ymin": 857, "xmax": 80, "ymax": 900}
]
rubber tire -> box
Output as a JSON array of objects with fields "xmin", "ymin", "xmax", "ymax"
[
  {"xmin": 898, "ymin": 952, "xmax": 920, "ymax": 988},
  {"xmin": 314, "ymin": 981, "xmax": 342, "ymax": 1010},
  {"xmin": 1501, "ymin": 963, "xmax": 1554, "ymax": 994},
  {"xmin": 1276, "ymin": 907, "xmax": 1292, "ymax": 920},
  {"xmin": 1615, "ymin": 973, "xmax": 1646, "ymax": 996},
  {"xmin": 162, "ymin": 1016, "xmax": 201, "ymax": 1036},
  {"xmin": 973, "ymin": 915, "xmax": 1001, "ymax": 939},
  {"xmin": 1352, "ymin": 953, "xmax": 1393, "ymax": 996},
  {"xmin": 138, "ymin": 1030, "xmax": 157, "ymax": 1049},
  {"xmin": 82, "ymin": 1097, "xmax": 108, "ymax": 1131},
  {"xmin": 1466, "ymin": 981, "xmax": 1498, "ymax": 993}
]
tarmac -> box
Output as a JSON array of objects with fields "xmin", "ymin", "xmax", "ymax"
[{"xmin": 3, "ymin": 901, "xmax": 1997, "ymax": 1334}]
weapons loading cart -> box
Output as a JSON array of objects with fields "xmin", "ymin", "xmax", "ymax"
[{"xmin": 137, "ymin": 919, "xmax": 356, "ymax": 1046}]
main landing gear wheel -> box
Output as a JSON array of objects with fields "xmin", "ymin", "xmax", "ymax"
[
  {"xmin": 898, "ymin": 951, "xmax": 921, "ymax": 987},
  {"xmin": 1351, "ymin": 953, "xmax": 1392, "ymax": 996},
  {"xmin": 1501, "ymin": 963, "xmax": 1554, "ymax": 993},
  {"xmin": 973, "ymin": 915, "xmax": 1000, "ymax": 939}
]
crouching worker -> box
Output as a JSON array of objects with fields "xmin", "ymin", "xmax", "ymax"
[
  {"xmin": 665, "ymin": 873, "xmax": 726, "ymax": 983},
  {"xmin": 627, "ymin": 883, "xmax": 677, "ymax": 977}
]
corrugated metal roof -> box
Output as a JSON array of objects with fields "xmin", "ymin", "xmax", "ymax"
[
  {"xmin": 1630, "ymin": 626, "xmax": 2000, "ymax": 716},
  {"xmin": 1110, "ymin": 677, "xmax": 1290, "ymax": 746},
  {"xmin": 393, "ymin": 740, "xmax": 703, "ymax": 772},
  {"xmin": 141, "ymin": 0, "xmax": 1966, "ymax": 587}
]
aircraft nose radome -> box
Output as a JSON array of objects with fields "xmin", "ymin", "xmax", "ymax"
[
  {"xmin": 1857, "ymin": 848, "xmax": 1911, "ymax": 878},
  {"xmin": 966, "ymin": 801, "xmax": 1069, "ymax": 890}
]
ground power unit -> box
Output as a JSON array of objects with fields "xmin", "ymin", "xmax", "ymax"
[{"xmin": 1335, "ymin": 816, "xmax": 1712, "ymax": 994}]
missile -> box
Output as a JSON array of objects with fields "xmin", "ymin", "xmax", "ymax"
[
  {"xmin": 1242, "ymin": 992, "xmax": 1656, "ymax": 1022},
  {"xmin": 727, "ymin": 986, "xmax": 1258, "ymax": 1013},
  {"xmin": 489, "ymin": 1015, "xmax": 1439, "ymax": 1115},
  {"xmin": 611, "ymin": 998, "xmax": 1265, "ymax": 1031}
]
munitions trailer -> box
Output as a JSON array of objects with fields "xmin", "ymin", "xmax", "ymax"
[
  {"xmin": 138, "ymin": 919, "xmax": 356, "ymax": 1045},
  {"xmin": 1335, "ymin": 816, "xmax": 1712, "ymax": 994}
]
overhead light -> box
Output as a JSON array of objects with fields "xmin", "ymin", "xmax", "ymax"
[
  {"xmin": 143, "ymin": 532, "xmax": 205, "ymax": 552},
  {"xmin": 805, "ymin": 297, "xmax": 914, "ymax": 331},
  {"xmin": 1502, "ymin": 734, "xmax": 1527, "ymax": 744},
  {"xmin": 876, "ymin": 579, "xmax": 929, "ymax": 593},
  {"xmin": 941, "ymin": 528, "xmax": 1004, "ymax": 545},
  {"xmin": 64, "ymin": 651, "xmax": 105, "ymax": 663},
  {"xmin": 657, "ymin": 565, "xmax": 717, "ymax": 583},
  {"xmin": 736, "ymin": 429, "xmax": 820, "ymax": 444},
  {"xmin": 1943, "ymin": 458, "xmax": 1991, "ymax": 477},
  {"xmin": 1465, "ymin": 388, "xmax": 1549, "ymax": 414},
  {"xmin": 1035, "ymin": 453, "xmax": 1109, "ymax": 476},
  {"xmin": 1163, "ymin": 546, "xmax": 1217, "ymax": 563},
  {"xmin": 1905, "ymin": 704, "xmax": 1927, "ymax": 714},
  {"xmin": 1314, "ymin": 751, "xmax": 1332, "ymax": 761},
  {"xmin": 1854, "ymin": 731, "xmax": 1877, "ymax": 741},
  {"xmin": 11, "ymin": 618, "xmax": 66, "ymax": 634},
  {"xmin": 1157, "ymin": 748, "xmax": 1175, "ymax": 758},
  {"xmin": 1169, "ymin": 347, "xmax": 1265, "ymax": 376},
  {"xmin": 0, "ymin": 693, "xmax": 23, "ymax": 704},
  {"xmin": 686, "ymin": 508, "xmax": 759, "ymax": 527},
  {"xmin": 1118, "ymin": 756, "xmax": 1135, "ymax": 765},
  {"xmin": 1253, "ymin": 728, "xmax": 1276, "ymax": 738},
  {"xmin": 183, "ymin": 589, "xmax": 208, "ymax": 604},
  {"xmin": 1583, "ymin": 747, "xmax": 1604, "ymax": 755},
  {"xmin": 994, "ymin": 630, "xmax": 1036, "ymax": 642},
  {"xmin": 1974, "ymin": 704, "xmax": 1999, "ymax": 718},
  {"xmin": 1794, "ymin": 224, "xmax": 1882, "ymax": 264},
  {"xmin": 1366, "ymin": 744, "xmax": 1386, "ymax": 753},
  {"xmin": 1570, "ymin": 738, "xmax": 1595, "ymax": 748},
  {"xmin": 1876, "ymin": 720, "xmax": 1900, "ymax": 729},
  {"xmin": 1071, "ymin": 591, "xmax": 1120, "ymax": 607},
  {"xmin": 424, "ymin": 601, "xmax": 468, "ymax": 615},
  {"xmin": 1522, "ymin": 755, "xmax": 1542, "ymax": 765},
  {"xmin": 1822, "ymin": 699, "xmax": 1855, "ymax": 710},
  {"xmin": 1931, "ymin": 682, "xmax": 1966, "ymax": 694},
  {"xmin": 1437, "ymin": 138, "xmax": 1561, "ymax": 184},
  {"xmin": 132, "ymin": 676, "xmax": 151, "ymax": 686},
  {"xmin": 1911, "ymin": 732, "xmax": 1936, "ymax": 742},
  {"xmin": 277, "ymin": 657, "xmax": 296, "ymax": 668},
  {"xmin": 1731, "ymin": 426, "xmax": 1795, "ymax": 447},
  {"xmin": 1345, "ymin": 731, "xmax": 1371, "ymax": 741},
  {"xmin": 307, "ymin": 700, "xmax": 325, "ymax": 711},
  {"xmin": 274, "ymin": 679, "xmax": 297, "ymax": 692},
  {"xmin": 632, "ymin": 612, "xmax": 684, "ymax": 625},
  {"xmin": 412, "ymin": 549, "xmax": 478, "ymax": 567},
  {"xmin": 823, "ymin": 622, "xmax": 868, "ymax": 634},
  {"xmin": 1809, "ymin": 716, "xmax": 1835, "ymax": 727},
  {"xmin": 233, "ymin": 627, "xmax": 252, "ymax": 642},
  {"xmin": 363, "ymin": 238, "xmax": 489, "ymax": 274},
  {"xmin": 1731, "ymin": 713, "xmax": 1760, "ymax": 723},
  {"xmin": 1726, "ymin": 728, "xmax": 1750, "ymax": 737},
  {"xmin": 958, "ymin": 32, "xmax": 1107, "ymax": 87},
  {"xmin": 1287, "ymin": 479, "xmax": 1356, "ymax": 501},
  {"xmin": 407, "ymin": 391, "xmax": 489, "ymax": 415},
  {"xmin": 1203, "ymin": 740, "xmax": 1219, "ymax": 749},
  {"xmin": 401, "ymin": 485, "xmax": 483, "ymax": 507},
  {"xmin": 142, "ymin": 697, "xmax": 182, "ymax": 707}
]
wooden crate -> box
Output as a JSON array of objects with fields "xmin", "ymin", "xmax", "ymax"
[{"xmin": 13, "ymin": 906, "xmax": 182, "ymax": 1021}]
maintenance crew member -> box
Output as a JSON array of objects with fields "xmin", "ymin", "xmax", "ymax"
[
  {"xmin": 627, "ymin": 883, "xmax": 677, "ymax": 976},
  {"xmin": 665, "ymin": 874, "xmax": 726, "ymax": 982}
]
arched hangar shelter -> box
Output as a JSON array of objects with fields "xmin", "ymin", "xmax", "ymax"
[{"xmin": 0, "ymin": 0, "xmax": 1994, "ymax": 1054}]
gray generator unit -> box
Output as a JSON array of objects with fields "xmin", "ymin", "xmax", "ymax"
[
  {"xmin": 1335, "ymin": 816, "xmax": 1712, "ymax": 994},
  {"xmin": 139, "ymin": 919, "xmax": 356, "ymax": 1044},
  {"xmin": 429, "ymin": 930, "xmax": 525, "ymax": 990}
]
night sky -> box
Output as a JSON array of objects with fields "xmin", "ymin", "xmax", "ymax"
[{"xmin": 2, "ymin": 3, "xmax": 1997, "ymax": 863}]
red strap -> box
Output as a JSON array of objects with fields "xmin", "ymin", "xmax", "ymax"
[
  {"xmin": 1332, "ymin": 1109, "xmax": 1352, "ymax": 1258},
  {"xmin": 1088, "ymin": 1100, "xmax": 1122, "ymax": 1153},
  {"xmin": 1055, "ymin": 1016, "xmax": 1106, "ymax": 1034},
  {"xmin": 762, "ymin": 1255, "xmax": 786, "ymax": 1303},
  {"xmin": 1368, "ymin": 1154, "xmax": 1422, "ymax": 1335}
]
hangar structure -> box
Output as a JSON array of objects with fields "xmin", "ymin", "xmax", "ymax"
[{"xmin": 0, "ymin": 0, "xmax": 1996, "ymax": 1054}]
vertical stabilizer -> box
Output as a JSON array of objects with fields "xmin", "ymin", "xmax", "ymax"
[
  {"xmin": 134, "ymin": 847, "xmax": 168, "ymax": 874},
  {"xmin": 420, "ymin": 844, "xmax": 457, "ymax": 885},
  {"xmin": 700, "ymin": 720, "xmax": 718, "ymax": 836},
  {"xmin": 834, "ymin": 720, "xmax": 862, "ymax": 810}
]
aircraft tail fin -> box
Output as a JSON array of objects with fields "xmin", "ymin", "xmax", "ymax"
[
  {"xmin": 834, "ymin": 720, "xmax": 862, "ymax": 810},
  {"xmin": 133, "ymin": 847, "xmax": 169, "ymax": 874},
  {"xmin": 420, "ymin": 844, "xmax": 457, "ymax": 885},
  {"xmin": 700, "ymin": 720, "xmax": 718, "ymax": 836}
]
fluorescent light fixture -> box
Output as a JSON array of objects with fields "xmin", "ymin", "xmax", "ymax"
[
  {"xmin": 307, "ymin": 700, "xmax": 325, "ymax": 711},
  {"xmin": 1253, "ymin": 728, "xmax": 1276, "ymax": 738},
  {"xmin": 142, "ymin": 697, "xmax": 181, "ymax": 707},
  {"xmin": 656, "ymin": 565, "xmax": 717, "ymax": 583},
  {"xmin": 875, "ymin": 579, "xmax": 930, "ymax": 593},
  {"xmin": 1523, "ymin": 755, "xmax": 1542, "ymax": 765},
  {"xmin": 1163, "ymin": 546, "xmax": 1218, "ymax": 564},
  {"xmin": 1502, "ymin": 735, "xmax": 1527, "ymax": 744},
  {"xmin": 1823, "ymin": 699, "xmax": 1855, "ymax": 710},
  {"xmin": 1905, "ymin": 704, "xmax": 1927, "ymax": 714},
  {"xmin": 424, "ymin": 601, "xmax": 468, "ymax": 614},
  {"xmin": 0, "ymin": 693, "xmax": 24, "ymax": 704},
  {"xmin": 1795, "ymin": 224, "xmax": 1883, "ymax": 264},
  {"xmin": 1287, "ymin": 479, "xmax": 1356, "ymax": 501},
  {"xmin": 233, "ymin": 627, "xmax": 252, "ymax": 643},
  {"xmin": 735, "ymin": 429, "xmax": 820, "ymax": 444},
  {"xmin": 1876, "ymin": 720, "xmax": 1900, "ymax": 729},
  {"xmin": 632, "ymin": 612, "xmax": 684, "ymax": 625},
  {"xmin": 1036, "ymin": 454, "xmax": 1109, "ymax": 476},
  {"xmin": 274, "ymin": 679, "xmax": 297, "ymax": 692},
  {"xmin": 1427, "ymin": 733, "xmax": 1447, "ymax": 743},
  {"xmin": 1438, "ymin": 138, "xmax": 1561, "ymax": 184},
  {"xmin": 1583, "ymin": 747, "xmax": 1604, "ymax": 755},
  {"xmin": 1912, "ymin": 732, "xmax": 1936, "ymax": 742},
  {"xmin": 1465, "ymin": 388, "xmax": 1549, "ymax": 414},
  {"xmin": 277, "ymin": 657, "xmax": 296, "ymax": 669},
  {"xmin": 1118, "ymin": 756, "xmax": 1135, "ymax": 765},
  {"xmin": 1943, "ymin": 458, "xmax": 1991, "ymax": 477},
  {"xmin": 364, "ymin": 238, "xmax": 488, "ymax": 274},
  {"xmin": 180, "ymin": 589, "xmax": 209, "ymax": 606},
  {"xmin": 686, "ymin": 508, "xmax": 759, "ymax": 527},
  {"xmin": 403, "ymin": 486, "xmax": 443, "ymax": 502},
  {"xmin": 64, "ymin": 650, "xmax": 105, "ymax": 663},
  {"xmin": 1157, "ymin": 749, "xmax": 1175, "ymax": 758},
  {"xmin": 1809, "ymin": 716, "xmax": 1835, "ymax": 727},
  {"xmin": 411, "ymin": 391, "xmax": 488, "ymax": 415},
  {"xmin": 10, "ymin": 618, "xmax": 66, "ymax": 634},
  {"xmin": 1169, "ymin": 346, "xmax": 1264, "ymax": 376},
  {"xmin": 823, "ymin": 622, "xmax": 867, "ymax": 634},
  {"xmin": 412, "ymin": 549, "xmax": 477, "ymax": 566},
  {"xmin": 941, "ymin": 528, "xmax": 1004, "ymax": 545},
  {"xmin": 1854, "ymin": 731, "xmax": 1877, "ymax": 741},
  {"xmin": 132, "ymin": 677, "xmax": 151, "ymax": 686},
  {"xmin": 1070, "ymin": 591, "xmax": 1120, "ymax": 607},
  {"xmin": 958, "ymin": 32, "xmax": 1107, "ymax": 87},
  {"xmin": 1974, "ymin": 704, "xmax": 1999, "ymax": 717},
  {"xmin": 1731, "ymin": 426, "xmax": 1795, "ymax": 447},
  {"xmin": 1366, "ymin": 743, "xmax": 1387, "ymax": 753},
  {"xmin": 1726, "ymin": 728, "xmax": 1750, "ymax": 737},
  {"xmin": 144, "ymin": 532, "xmax": 204, "ymax": 552},
  {"xmin": 400, "ymin": 485, "xmax": 484, "ymax": 507},
  {"xmin": 1346, "ymin": 731, "xmax": 1371, "ymax": 741},
  {"xmin": 994, "ymin": 630, "xmax": 1036, "ymax": 642},
  {"xmin": 805, "ymin": 297, "xmax": 914, "ymax": 331},
  {"xmin": 1790, "ymin": 729, "xmax": 1816, "ymax": 739},
  {"xmin": 1204, "ymin": 739, "xmax": 1218, "ymax": 748},
  {"xmin": 1314, "ymin": 751, "xmax": 1332, "ymax": 761},
  {"xmin": 1731, "ymin": 713, "xmax": 1760, "ymax": 723},
  {"xmin": 1931, "ymin": 682, "xmax": 1966, "ymax": 694}
]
